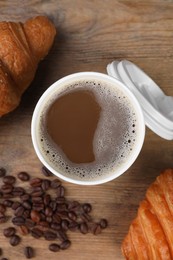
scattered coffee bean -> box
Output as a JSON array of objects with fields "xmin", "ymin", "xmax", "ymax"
[
  {"xmin": 12, "ymin": 187, "xmax": 25, "ymax": 196},
  {"xmin": 3, "ymin": 199, "xmax": 13, "ymax": 208},
  {"xmin": 49, "ymin": 243, "xmax": 60, "ymax": 252},
  {"xmin": 41, "ymin": 179, "xmax": 50, "ymax": 191},
  {"xmin": 30, "ymin": 178, "xmax": 42, "ymax": 187},
  {"xmin": 12, "ymin": 216, "xmax": 25, "ymax": 226},
  {"xmin": 12, "ymin": 201, "xmax": 21, "ymax": 210},
  {"xmin": 61, "ymin": 219, "xmax": 69, "ymax": 231},
  {"xmin": 18, "ymin": 225, "xmax": 29, "ymax": 235},
  {"xmin": 17, "ymin": 171, "xmax": 30, "ymax": 181},
  {"xmin": 82, "ymin": 203, "xmax": 92, "ymax": 213},
  {"xmin": 91, "ymin": 223, "xmax": 102, "ymax": 235},
  {"xmin": 3, "ymin": 227, "xmax": 16, "ymax": 237},
  {"xmin": 0, "ymin": 167, "xmax": 6, "ymax": 177},
  {"xmin": 3, "ymin": 175, "xmax": 16, "ymax": 185},
  {"xmin": 0, "ymin": 204, "xmax": 6, "ymax": 213},
  {"xmin": 10, "ymin": 235, "xmax": 21, "ymax": 246},
  {"xmin": 30, "ymin": 210, "xmax": 41, "ymax": 223},
  {"xmin": 44, "ymin": 230, "xmax": 57, "ymax": 241},
  {"xmin": 24, "ymin": 246, "xmax": 34, "ymax": 259},
  {"xmin": 80, "ymin": 222, "xmax": 88, "ymax": 234},
  {"xmin": 100, "ymin": 218, "xmax": 108, "ymax": 229},
  {"xmin": 42, "ymin": 166, "xmax": 53, "ymax": 177},
  {"xmin": 20, "ymin": 194, "xmax": 30, "ymax": 202},
  {"xmin": 1, "ymin": 184, "xmax": 13, "ymax": 194},
  {"xmin": 0, "ymin": 215, "xmax": 7, "ymax": 223},
  {"xmin": 0, "ymin": 166, "xmax": 108, "ymax": 258},
  {"xmin": 15, "ymin": 206, "xmax": 25, "ymax": 217},
  {"xmin": 60, "ymin": 240, "xmax": 71, "ymax": 250},
  {"xmin": 31, "ymin": 228, "xmax": 43, "ymax": 239}
]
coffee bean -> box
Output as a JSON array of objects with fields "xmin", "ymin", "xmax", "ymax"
[
  {"xmin": 23, "ymin": 210, "xmax": 31, "ymax": 219},
  {"xmin": 31, "ymin": 228, "xmax": 43, "ymax": 239},
  {"xmin": 18, "ymin": 225, "xmax": 29, "ymax": 235},
  {"xmin": 20, "ymin": 194, "xmax": 30, "ymax": 202},
  {"xmin": 12, "ymin": 187, "xmax": 25, "ymax": 196},
  {"xmin": 22, "ymin": 201, "xmax": 32, "ymax": 210},
  {"xmin": 32, "ymin": 196, "xmax": 43, "ymax": 203},
  {"xmin": 24, "ymin": 246, "xmax": 34, "ymax": 258},
  {"xmin": 39, "ymin": 221, "xmax": 49, "ymax": 229},
  {"xmin": 15, "ymin": 206, "xmax": 25, "ymax": 217},
  {"xmin": 44, "ymin": 231, "xmax": 57, "ymax": 241},
  {"xmin": 25, "ymin": 219, "xmax": 35, "ymax": 228},
  {"xmin": 3, "ymin": 227, "xmax": 16, "ymax": 237},
  {"xmin": 51, "ymin": 179, "xmax": 61, "ymax": 189},
  {"xmin": 0, "ymin": 192, "xmax": 3, "ymax": 198},
  {"xmin": 12, "ymin": 216, "xmax": 25, "ymax": 226},
  {"xmin": 30, "ymin": 210, "xmax": 41, "ymax": 223},
  {"xmin": 12, "ymin": 201, "xmax": 21, "ymax": 210},
  {"xmin": 45, "ymin": 207, "xmax": 53, "ymax": 217},
  {"xmin": 56, "ymin": 186, "xmax": 65, "ymax": 197},
  {"xmin": 82, "ymin": 203, "xmax": 92, "ymax": 213},
  {"xmin": 57, "ymin": 230, "xmax": 68, "ymax": 241},
  {"xmin": 56, "ymin": 202, "xmax": 67, "ymax": 211},
  {"xmin": 0, "ymin": 204, "xmax": 6, "ymax": 213},
  {"xmin": 32, "ymin": 203, "xmax": 44, "ymax": 212},
  {"xmin": 30, "ymin": 178, "xmax": 42, "ymax": 187},
  {"xmin": 49, "ymin": 243, "xmax": 60, "ymax": 252},
  {"xmin": 46, "ymin": 216, "xmax": 52, "ymax": 223},
  {"xmin": 80, "ymin": 222, "xmax": 88, "ymax": 234},
  {"xmin": 50, "ymin": 222, "xmax": 61, "ymax": 231},
  {"xmin": 68, "ymin": 211, "xmax": 77, "ymax": 221},
  {"xmin": 3, "ymin": 199, "xmax": 13, "ymax": 207},
  {"xmin": 68, "ymin": 201, "xmax": 81, "ymax": 211},
  {"xmin": 43, "ymin": 194, "xmax": 51, "ymax": 206},
  {"xmin": 52, "ymin": 213, "xmax": 61, "ymax": 223},
  {"xmin": 0, "ymin": 215, "xmax": 7, "ymax": 223},
  {"xmin": 0, "ymin": 167, "xmax": 6, "ymax": 177},
  {"xmin": 10, "ymin": 234, "xmax": 21, "ymax": 246},
  {"xmin": 3, "ymin": 175, "xmax": 16, "ymax": 185},
  {"xmin": 2, "ymin": 193, "xmax": 13, "ymax": 199},
  {"xmin": 31, "ymin": 190, "xmax": 44, "ymax": 197},
  {"xmin": 60, "ymin": 240, "xmax": 71, "ymax": 250},
  {"xmin": 1, "ymin": 184, "xmax": 13, "ymax": 193},
  {"xmin": 68, "ymin": 222, "xmax": 79, "ymax": 232},
  {"xmin": 91, "ymin": 223, "xmax": 102, "ymax": 235},
  {"xmin": 17, "ymin": 172, "xmax": 30, "ymax": 181},
  {"xmin": 42, "ymin": 166, "xmax": 53, "ymax": 177},
  {"xmin": 61, "ymin": 219, "xmax": 69, "ymax": 231},
  {"xmin": 49, "ymin": 200, "xmax": 57, "ymax": 211},
  {"xmin": 100, "ymin": 218, "xmax": 108, "ymax": 229},
  {"xmin": 41, "ymin": 179, "xmax": 51, "ymax": 191}
]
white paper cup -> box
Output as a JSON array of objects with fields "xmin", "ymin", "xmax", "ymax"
[{"xmin": 31, "ymin": 72, "xmax": 145, "ymax": 185}]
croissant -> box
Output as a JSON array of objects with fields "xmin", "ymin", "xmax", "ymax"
[
  {"xmin": 0, "ymin": 16, "xmax": 56, "ymax": 116},
  {"xmin": 122, "ymin": 169, "xmax": 173, "ymax": 260}
]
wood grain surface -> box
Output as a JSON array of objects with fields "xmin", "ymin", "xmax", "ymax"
[{"xmin": 0, "ymin": 1, "xmax": 173, "ymax": 259}]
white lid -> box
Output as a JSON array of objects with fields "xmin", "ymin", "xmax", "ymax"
[{"xmin": 107, "ymin": 60, "xmax": 173, "ymax": 140}]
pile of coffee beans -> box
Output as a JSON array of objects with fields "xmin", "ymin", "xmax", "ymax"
[{"xmin": 0, "ymin": 166, "xmax": 108, "ymax": 259}]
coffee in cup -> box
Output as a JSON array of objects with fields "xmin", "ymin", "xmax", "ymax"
[{"xmin": 31, "ymin": 72, "xmax": 145, "ymax": 185}]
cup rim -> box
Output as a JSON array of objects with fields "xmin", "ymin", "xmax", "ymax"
[{"xmin": 31, "ymin": 72, "xmax": 145, "ymax": 185}]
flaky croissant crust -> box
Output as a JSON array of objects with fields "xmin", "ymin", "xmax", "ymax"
[
  {"xmin": 0, "ymin": 16, "xmax": 56, "ymax": 116},
  {"xmin": 122, "ymin": 169, "xmax": 173, "ymax": 260}
]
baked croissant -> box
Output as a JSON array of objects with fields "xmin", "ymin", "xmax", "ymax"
[
  {"xmin": 122, "ymin": 169, "xmax": 173, "ymax": 260},
  {"xmin": 0, "ymin": 16, "xmax": 56, "ymax": 116}
]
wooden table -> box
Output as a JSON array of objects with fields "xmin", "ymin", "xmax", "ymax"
[{"xmin": 0, "ymin": 1, "xmax": 173, "ymax": 259}]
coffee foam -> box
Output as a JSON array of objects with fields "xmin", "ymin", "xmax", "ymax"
[{"xmin": 39, "ymin": 79, "xmax": 139, "ymax": 181}]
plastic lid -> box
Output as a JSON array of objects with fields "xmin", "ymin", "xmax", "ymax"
[{"xmin": 107, "ymin": 60, "xmax": 173, "ymax": 140}]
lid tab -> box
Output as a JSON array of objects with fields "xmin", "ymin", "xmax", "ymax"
[{"xmin": 107, "ymin": 60, "xmax": 173, "ymax": 140}]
